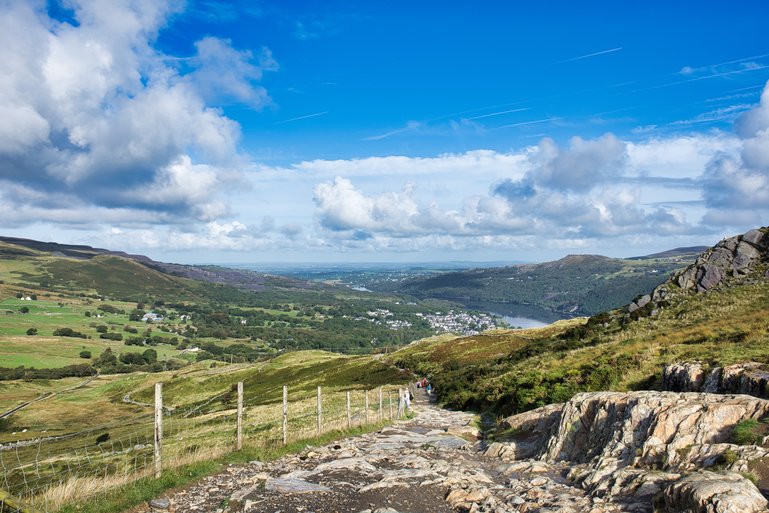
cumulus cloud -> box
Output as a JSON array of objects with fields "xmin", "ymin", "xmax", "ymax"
[
  {"xmin": 0, "ymin": 0, "xmax": 273, "ymax": 226},
  {"xmin": 702, "ymin": 80, "xmax": 769, "ymax": 220},
  {"xmin": 311, "ymin": 133, "xmax": 715, "ymax": 245}
]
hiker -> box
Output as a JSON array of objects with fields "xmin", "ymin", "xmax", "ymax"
[{"xmin": 404, "ymin": 388, "xmax": 411, "ymax": 409}]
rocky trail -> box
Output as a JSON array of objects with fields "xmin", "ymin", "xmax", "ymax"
[
  {"xmin": 143, "ymin": 390, "xmax": 615, "ymax": 513},
  {"xmin": 141, "ymin": 387, "xmax": 769, "ymax": 513}
]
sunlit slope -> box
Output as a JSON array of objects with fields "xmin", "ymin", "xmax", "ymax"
[{"xmin": 390, "ymin": 229, "xmax": 769, "ymax": 415}]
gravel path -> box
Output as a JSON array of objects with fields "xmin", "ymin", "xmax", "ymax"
[{"xmin": 142, "ymin": 391, "xmax": 619, "ymax": 513}]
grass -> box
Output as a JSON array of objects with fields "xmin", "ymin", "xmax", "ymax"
[
  {"xmin": 0, "ymin": 342, "xmax": 409, "ymax": 512},
  {"xmin": 732, "ymin": 419, "xmax": 769, "ymax": 446},
  {"xmin": 390, "ymin": 278, "xmax": 769, "ymax": 415},
  {"xmin": 54, "ymin": 421, "xmax": 391, "ymax": 513}
]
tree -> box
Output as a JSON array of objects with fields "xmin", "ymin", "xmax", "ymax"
[
  {"xmin": 79, "ymin": 350, "xmax": 92, "ymax": 359},
  {"xmin": 142, "ymin": 348, "xmax": 158, "ymax": 364},
  {"xmin": 129, "ymin": 309, "xmax": 145, "ymax": 322},
  {"xmin": 119, "ymin": 352, "xmax": 144, "ymax": 365},
  {"xmin": 93, "ymin": 348, "xmax": 117, "ymax": 367}
]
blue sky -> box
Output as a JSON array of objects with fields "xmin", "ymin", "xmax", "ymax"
[{"xmin": 1, "ymin": 0, "xmax": 768, "ymax": 264}]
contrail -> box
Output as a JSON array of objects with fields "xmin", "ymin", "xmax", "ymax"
[
  {"xmin": 497, "ymin": 117, "xmax": 563, "ymax": 129},
  {"xmin": 468, "ymin": 108, "xmax": 529, "ymax": 120},
  {"xmin": 554, "ymin": 47, "xmax": 623, "ymax": 64},
  {"xmin": 274, "ymin": 111, "xmax": 329, "ymax": 125}
]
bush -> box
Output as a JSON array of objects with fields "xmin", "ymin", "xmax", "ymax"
[
  {"xmin": 95, "ymin": 433, "xmax": 110, "ymax": 445},
  {"xmin": 79, "ymin": 350, "xmax": 92, "ymax": 359},
  {"xmin": 142, "ymin": 348, "xmax": 158, "ymax": 364},
  {"xmin": 19, "ymin": 306, "xmax": 29, "ymax": 314},
  {"xmin": 53, "ymin": 327, "xmax": 88, "ymax": 338},
  {"xmin": 26, "ymin": 328, "xmax": 38, "ymax": 336},
  {"xmin": 732, "ymin": 419, "xmax": 765, "ymax": 445},
  {"xmin": 97, "ymin": 304, "xmax": 124, "ymax": 315},
  {"xmin": 100, "ymin": 332, "xmax": 123, "ymax": 341}
]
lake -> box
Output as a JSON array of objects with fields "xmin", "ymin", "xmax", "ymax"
[{"xmin": 459, "ymin": 301, "xmax": 567, "ymax": 329}]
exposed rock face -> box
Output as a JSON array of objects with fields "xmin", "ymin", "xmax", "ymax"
[
  {"xmin": 632, "ymin": 227, "xmax": 769, "ymax": 311},
  {"xmin": 485, "ymin": 403, "xmax": 562, "ymax": 460},
  {"xmin": 663, "ymin": 470, "xmax": 767, "ymax": 513},
  {"xmin": 663, "ymin": 362, "xmax": 769, "ymax": 399},
  {"xmin": 487, "ymin": 391, "xmax": 769, "ymax": 511}
]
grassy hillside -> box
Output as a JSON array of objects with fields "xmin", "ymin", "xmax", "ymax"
[
  {"xmin": 1, "ymin": 350, "xmax": 409, "ymax": 440},
  {"xmin": 391, "ymin": 238, "xmax": 769, "ymax": 415},
  {"xmin": 395, "ymin": 252, "xmax": 701, "ymax": 316}
]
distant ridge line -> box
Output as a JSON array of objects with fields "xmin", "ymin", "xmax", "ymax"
[{"xmin": 628, "ymin": 246, "xmax": 709, "ymax": 260}]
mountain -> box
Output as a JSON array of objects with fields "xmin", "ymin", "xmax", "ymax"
[
  {"xmin": 628, "ymin": 245, "xmax": 709, "ymax": 260},
  {"xmin": 390, "ymin": 227, "xmax": 769, "ymax": 414},
  {"xmin": 391, "ymin": 249, "xmax": 704, "ymax": 317},
  {"xmin": 0, "ymin": 235, "xmax": 319, "ymax": 298}
]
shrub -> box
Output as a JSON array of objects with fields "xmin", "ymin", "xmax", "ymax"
[
  {"xmin": 732, "ymin": 419, "xmax": 765, "ymax": 445},
  {"xmin": 97, "ymin": 304, "xmax": 124, "ymax": 315},
  {"xmin": 715, "ymin": 448, "xmax": 739, "ymax": 468},
  {"xmin": 19, "ymin": 306, "xmax": 29, "ymax": 314},
  {"xmin": 95, "ymin": 433, "xmax": 110, "ymax": 445},
  {"xmin": 79, "ymin": 350, "xmax": 92, "ymax": 359},
  {"xmin": 53, "ymin": 327, "xmax": 88, "ymax": 338},
  {"xmin": 100, "ymin": 332, "xmax": 123, "ymax": 341},
  {"xmin": 26, "ymin": 328, "xmax": 37, "ymax": 336}
]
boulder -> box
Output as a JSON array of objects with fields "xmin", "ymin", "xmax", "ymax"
[
  {"xmin": 662, "ymin": 470, "xmax": 767, "ymax": 513},
  {"xmin": 662, "ymin": 362, "xmax": 769, "ymax": 400},
  {"xmin": 485, "ymin": 403, "xmax": 562, "ymax": 460},
  {"xmin": 661, "ymin": 362, "xmax": 706, "ymax": 392}
]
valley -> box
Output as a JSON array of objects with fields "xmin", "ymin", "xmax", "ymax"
[{"xmin": 0, "ymin": 228, "xmax": 767, "ymax": 513}]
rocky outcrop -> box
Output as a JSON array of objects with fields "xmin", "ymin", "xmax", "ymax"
[
  {"xmin": 487, "ymin": 391, "xmax": 769, "ymax": 511},
  {"xmin": 672, "ymin": 228, "xmax": 769, "ymax": 293},
  {"xmin": 485, "ymin": 403, "xmax": 562, "ymax": 460},
  {"xmin": 544, "ymin": 392, "xmax": 769, "ymax": 477},
  {"xmin": 663, "ymin": 470, "xmax": 767, "ymax": 513},
  {"xmin": 628, "ymin": 227, "xmax": 769, "ymax": 313},
  {"xmin": 663, "ymin": 362, "xmax": 769, "ymax": 399}
]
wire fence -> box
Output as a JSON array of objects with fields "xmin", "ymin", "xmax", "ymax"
[{"xmin": 0, "ymin": 383, "xmax": 409, "ymax": 512}]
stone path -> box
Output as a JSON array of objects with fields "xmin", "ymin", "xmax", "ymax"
[{"xmin": 146, "ymin": 391, "xmax": 624, "ymax": 513}]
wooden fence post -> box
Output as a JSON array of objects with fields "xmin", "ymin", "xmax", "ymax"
[
  {"xmin": 346, "ymin": 391, "xmax": 351, "ymax": 429},
  {"xmin": 364, "ymin": 390, "xmax": 369, "ymax": 424},
  {"xmin": 236, "ymin": 381, "xmax": 243, "ymax": 450},
  {"xmin": 154, "ymin": 382, "xmax": 162, "ymax": 478},
  {"xmin": 316, "ymin": 386, "xmax": 322, "ymax": 436},
  {"xmin": 389, "ymin": 392, "xmax": 393, "ymax": 419},
  {"xmin": 397, "ymin": 388, "xmax": 403, "ymax": 419},
  {"xmin": 283, "ymin": 385, "xmax": 288, "ymax": 446},
  {"xmin": 378, "ymin": 387, "xmax": 383, "ymax": 422}
]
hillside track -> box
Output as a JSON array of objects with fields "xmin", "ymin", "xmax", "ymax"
[
  {"xmin": 141, "ymin": 391, "xmax": 613, "ymax": 513},
  {"xmin": 0, "ymin": 373, "xmax": 98, "ymax": 420}
]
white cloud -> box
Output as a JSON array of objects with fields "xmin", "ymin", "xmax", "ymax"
[
  {"xmin": 239, "ymin": 125, "xmax": 755, "ymax": 258},
  {"xmin": 0, "ymin": 0, "xmax": 272, "ymax": 226},
  {"xmin": 702, "ymin": 80, "xmax": 769, "ymax": 218}
]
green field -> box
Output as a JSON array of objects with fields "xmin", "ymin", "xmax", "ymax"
[{"xmin": 0, "ymin": 297, "xmax": 190, "ymax": 368}]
